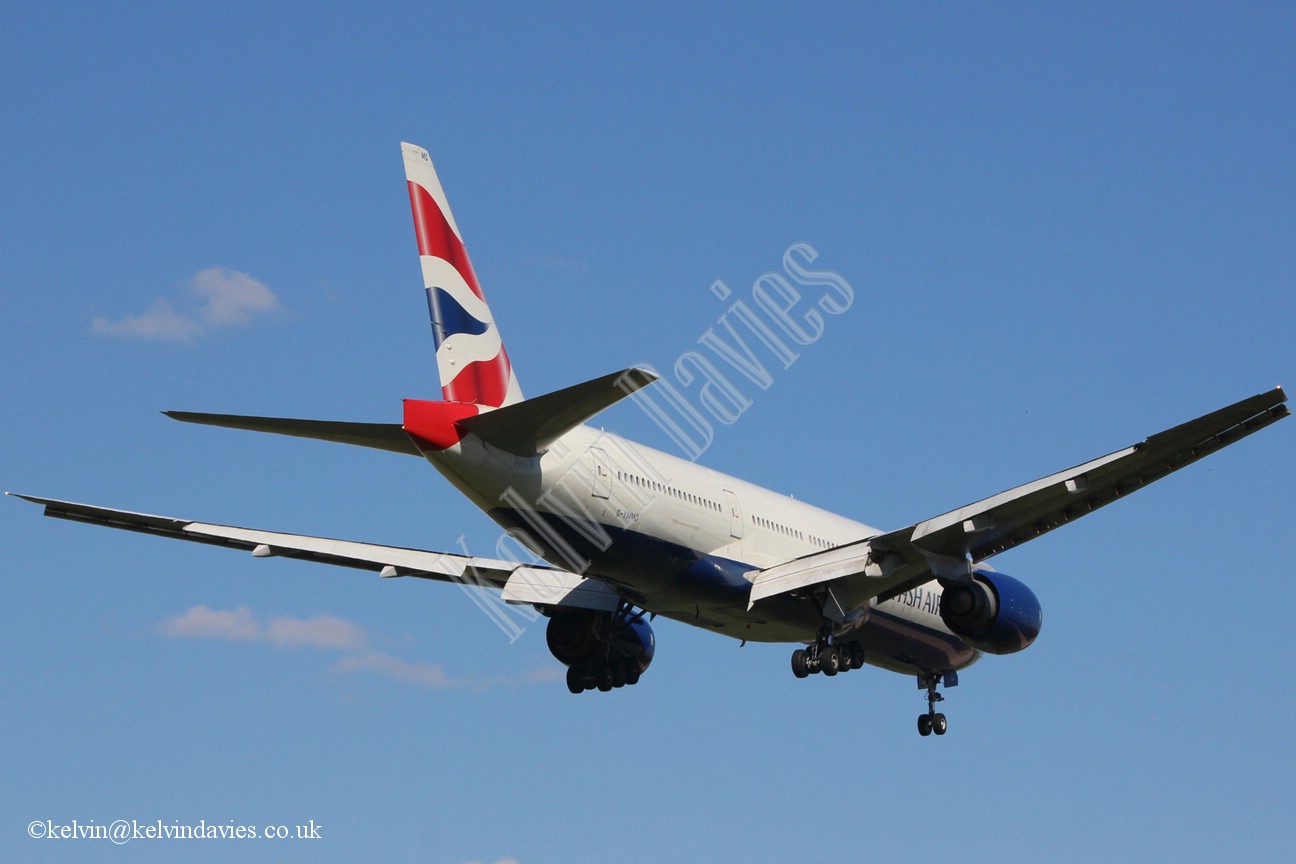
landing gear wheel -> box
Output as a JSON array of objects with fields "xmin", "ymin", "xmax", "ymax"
[
  {"xmin": 917, "ymin": 714, "xmax": 933, "ymax": 736},
  {"xmin": 566, "ymin": 665, "xmax": 584, "ymax": 694},
  {"xmin": 596, "ymin": 666, "xmax": 613, "ymax": 692},
  {"xmin": 791, "ymin": 648, "xmax": 810, "ymax": 679},
  {"xmin": 932, "ymin": 713, "xmax": 947, "ymax": 735},
  {"xmin": 820, "ymin": 645, "xmax": 840, "ymax": 676},
  {"xmin": 848, "ymin": 642, "xmax": 865, "ymax": 670}
]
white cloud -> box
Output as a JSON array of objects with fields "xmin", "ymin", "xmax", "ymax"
[
  {"xmin": 92, "ymin": 298, "xmax": 204, "ymax": 341},
  {"xmin": 332, "ymin": 653, "xmax": 562, "ymax": 690},
  {"xmin": 92, "ymin": 267, "xmax": 279, "ymax": 341},
  {"xmin": 333, "ymin": 652, "xmax": 454, "ymax": 687},
  {"xmin": 158, "ymin": 604, "xmax": 261, "ymax": 641},
  {"xmin": 191, "ymin": 267, "xmax": 279, "ymax": 327},
  {"xmin": 158, "ymin": 605, "xmax": 364, "ymax": 650},
  {"xmin": 156, "ymin": 604, "xmax": 556, "ymax": 691},
  {"xmin": 265, "ymin": 613, "xmax": 366, "ymax": 650}
]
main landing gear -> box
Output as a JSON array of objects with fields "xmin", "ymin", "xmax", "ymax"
[
  {"xmin": 789, "ymin": 639, "xmax": 864, "ymax": 678},
  {"xmin": 916, "ymin": 671, "xmax": 957, "ymax": 737},
  {"xmin": 566, "ymin": 657, "xmax": 642, "ymax": 693},
  {"xmin": 558, "ymin": 600, "xmax": 654, "ymax": 694}
]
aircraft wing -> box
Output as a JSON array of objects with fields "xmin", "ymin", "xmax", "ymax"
[
  {"xmin": 749, "ymin": 387, "xmax": 1289, "ymax": 612},
  {"xmin": 8, "ymin": 494, "xmax": 621, "ymax": 612}
]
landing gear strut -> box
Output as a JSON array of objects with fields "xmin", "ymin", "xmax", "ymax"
[{"xmin": 916, "ymin": 672, "xmax": 956, "ymax": 736}]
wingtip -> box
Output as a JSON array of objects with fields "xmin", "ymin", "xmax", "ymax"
[
  {"xmin": 7, "ymin": 492, "xmax": 43, "ymax": 505},
  {"xmin": 617, "ymin": 366, "xmax": 659, "ymax": 391}
]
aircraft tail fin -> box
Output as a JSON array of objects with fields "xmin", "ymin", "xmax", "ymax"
[{"xmin": 402, "ymin": 142, "xmax": 523, "ymax": 408}]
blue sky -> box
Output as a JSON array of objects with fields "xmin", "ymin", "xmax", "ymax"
[{"xmin": 3, "ymin": 2, "xmax": 1294, "ymax": 862}]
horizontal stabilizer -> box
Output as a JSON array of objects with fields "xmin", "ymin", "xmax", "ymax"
[
  {"xmin": 460, "ymin": 366, "xmax": 658, "ymax": 456},
  {"xmin": 166, "ymin": 367, "xmax": 657, "ymax": 459},
  {"xmin": 165, "ymin": 412, "xmax": 421, "ymax": 456}
]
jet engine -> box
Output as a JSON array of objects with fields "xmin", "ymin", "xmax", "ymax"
[
  {"xmin": 546, "ymin": 607, "xmax": 655, "ymax": 693},
  {"xmin": 939, "ymin": 570, "xmax": 1042, "ymax": 655}
]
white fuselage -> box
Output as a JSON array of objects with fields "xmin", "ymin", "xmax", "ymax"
[{"xmin": 425, "ymin": 423, "xmax": 980, "ymax": 676}]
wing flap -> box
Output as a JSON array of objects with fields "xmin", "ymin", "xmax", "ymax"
[
  {"xmin": 747, "ymin": 539, "xmax": 876, "ymax": 607},
  {"xmin": 499, "ymin": 566, "xmax": 622, "ymax": 611}
]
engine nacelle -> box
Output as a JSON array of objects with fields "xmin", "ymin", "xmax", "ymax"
[
  {"xmin": 545, "ymin": 608, "xmax": 655, "ymax": 674},
  {"xmin": 939, "ymin": 570, "xmax": 1042, "ymax": 655}
]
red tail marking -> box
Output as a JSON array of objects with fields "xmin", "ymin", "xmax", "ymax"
[
  {"xmin": 402, "ymin": 399, "xmax": 481, "ymax": 452},
  {"xmin": 443, "ymin": 352, "xmax": 513, "ymax": 408},
  {"xmin": 407, "ymin": 182, "xmax": 485, "ymax": 301}
]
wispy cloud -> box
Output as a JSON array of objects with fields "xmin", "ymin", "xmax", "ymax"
[
  {"xmin": 93, "ymin": 267, "xmax": 280, "ymax": 341},
  {"xmin": 157, "ymin": 604, "xmax": 548, "ymax": 690},
  {"xmin": 333, "ymin": 652, "xmax": 453, "ymax": 687},
  {"xmin": 159, "ymin": 604, "xmax": 261, "ymax": 641},
  {"xmin": 91, "ymin": 298, "xmax": 205, "ymax": 341},
  {"xmin": 264, "ymin": 613, "xmax": 366, "ymax": 650},
  {"xmin": 158, "ymin": 604, "xmax": 363, "ymax": 650}
]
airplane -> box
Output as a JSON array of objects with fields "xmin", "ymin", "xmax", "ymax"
[{"xmin": 11, "ymin": 142, "xmax": 1289, "ymax": 736}]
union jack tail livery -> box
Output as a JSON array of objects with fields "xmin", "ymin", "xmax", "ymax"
[{"xmin": 402, "ymin": 142, "xmax": 523, "ymax": 408}]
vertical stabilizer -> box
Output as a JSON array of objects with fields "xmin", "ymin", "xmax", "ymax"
[{"xmin": 402, "ymin": 142, "xmax": 523, "ymax": 408}]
